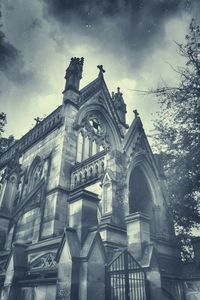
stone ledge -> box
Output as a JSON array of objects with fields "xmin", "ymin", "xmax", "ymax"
[
  {"xmin": 26, "ymin": 236, "xmax": 62, "ymax": 253},
  {"xmin": 68, "ymin": 189, "xmax": 100, "ymax": 203},
  {"xmin": 125, "ymin": 212, "xmax": 150, "ymax": 224}
]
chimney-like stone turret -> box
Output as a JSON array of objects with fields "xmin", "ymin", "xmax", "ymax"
[{"xmin": 63, "ymin": 57, "xmax": 84, "ymax": 104}]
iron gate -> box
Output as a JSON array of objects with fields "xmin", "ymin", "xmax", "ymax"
[{"xmin": 106, "ymin": 250, "xmax": 149, "ymax": 300}]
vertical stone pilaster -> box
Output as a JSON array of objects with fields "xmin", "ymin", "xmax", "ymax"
[
  {"xmin": 104, "ymin": 150, "xmax": 126, "ymax": 227},
  {"xmin": 68, "ymin": 190, "xmax": 99, "ymax": 245},
  {"xmin": 152, "ymin": 205, "xmax": 161, "ymax": 236},
  {"xmin": 125, "ymin": 212, "xmax": 150, "ymax": 259},
  {"xmin": 1, "ymin": 243, "xmax": 27, "ymax": 300}
]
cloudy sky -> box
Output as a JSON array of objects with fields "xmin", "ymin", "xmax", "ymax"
[{"xmin": 0, "ymin": 0, "xmax": 199, "ymax": 140}]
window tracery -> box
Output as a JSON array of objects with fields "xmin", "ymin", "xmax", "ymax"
[
  {"xmin": 29, "ymin": 159, "xmax": 43, "ymax": 192},
  {"xmin": 76, "ymin": 113, "xmax": 110, "ymax": 163}
]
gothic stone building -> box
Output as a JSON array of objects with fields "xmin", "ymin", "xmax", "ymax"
[{"xmin": 0, "ymin": 58, "xmax": 200, "ymax": 300}]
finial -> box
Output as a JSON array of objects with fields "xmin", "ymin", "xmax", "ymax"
[
  {"xmin": 133, "ymin": 109, "xmax": 139, "ymax": 119},
  {"xmin": 34, "ymin": 117, "xmax": 43, "ymax": 125},
  {"xmin": 97, "ymin": 65, "xmax": 105, "ymax": 77},
  {"xmin": 117, "ymin": 87, "xmax": 120, "ymax": 93}
]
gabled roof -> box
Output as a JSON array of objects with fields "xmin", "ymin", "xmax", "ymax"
[
  {"xmin": 56, "ymin": 228, "xmax": 106, "ymax": 262},
  {"xmin": 55, "ymin": 227, "xmax": 80, "ymax": 262},
  {"xmin": 123, "ymin": 115, "xmax": 160, "ymax": 178},
  {"xmin": 123, "ymin": 115, "xmax": 143, "ymax": 152},
  {"xmin": 79, "ymin": 75, "xmax": 127, "ymax": 137},
  {"xmin": 80, "ymin": 231, "xmax": 106, "ymax": 260}
]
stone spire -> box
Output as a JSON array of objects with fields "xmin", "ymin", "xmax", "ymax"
[
  {"xmin": 63, "ymin": 57, "xmax": 84, "ymax": 104},
  {"xmin": 112, "ymin": 87, "xmax": 127, "ymax": 125}
]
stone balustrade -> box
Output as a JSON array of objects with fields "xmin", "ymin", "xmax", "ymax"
[
  {"xmin": 71, "ymin": 151, "xmax": 106, "ymax": 188},
  {"xmin": 0, "ymin": 106, "xmax": 63, "ymax": 168}
]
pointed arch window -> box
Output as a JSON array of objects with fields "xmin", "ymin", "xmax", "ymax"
[
  {"xmin": 76, "ymin": 131, "xmax": 84, "ymax": 162},
  {"xmin": 29, "ymin": 158, "xmax": 43, "ymax": 192},
  {"xmin": 83, "ymin": 136, "xmax": 90, "ymax": 160},
  {"xmin": 91, "ymin": 140, "xmax": 97, "ymax": 156},
  {"xmin": 76, "ymin": 114, "xmax": 109, "ymax": 163},
  {"xmin": 102, "ymin": 176, "xmax": 112, "ymax": 214}
]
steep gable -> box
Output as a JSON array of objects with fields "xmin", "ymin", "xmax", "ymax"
[
  {"xmin": 123, "ymin": 115, "xmax": 160, "ymax": 179},
  {"xmin": 79, "ymin": 75, "xmax": 127, "ymax": 138}
]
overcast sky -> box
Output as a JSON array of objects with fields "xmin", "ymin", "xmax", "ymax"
[{"xmin": 0, "ymin": 0, "xmax": 199, "ymax": 140}]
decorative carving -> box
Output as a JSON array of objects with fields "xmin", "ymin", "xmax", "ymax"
[
  {"xmin": 30, "ymin": 252, "xmax": 56, "ymax": 271},
  {"xmin": 133, "ymin": 109, "xmax": 139, "ymax": 119},
  {"xmin": 80, "ymin": 112, "xmax": 110, "ymax": 151},
  {"xmin": 64, "ymin": 57, "xmax": 84, "ymax": 92},
  {"xmin": 72, "ymin": 153, "xmax": 106, "ymax": 188},
  {"xmin": 1, "ymin": 150, "xmax": 22, "ymax": 182},
  {"xmin": 97, "ymin": 64, "xmax": 105, "ymax": 77},
  {"xmin": 32, "ymin": 162, "xmax": 43, "ymax": 188},
  {"xmin": 82, "ymin": 113, "xmax": 106, "ymax": 136},
  {"xmin": 57, "ymin": 283, "xmax": 71, "ymax": 300},
  {"xmin": 112, "ymin": 87, "xmax": 127, "ymax": 124},
  {"xmin": 79, "ymin": 79, "xmax": 101, "ymax": 105},
  {"xmin": 130, "ymin": 133, "xmax": 146, "ymax": 158}
]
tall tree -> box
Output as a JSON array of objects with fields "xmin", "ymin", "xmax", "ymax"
[{"xmin": 152, "ymin": 19, "xmax": 200, "ymax": 259}]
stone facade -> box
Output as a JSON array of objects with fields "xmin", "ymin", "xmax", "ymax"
[{"xmin": 0, "ymin": 57, "xmax": 199, "ymax": 300}]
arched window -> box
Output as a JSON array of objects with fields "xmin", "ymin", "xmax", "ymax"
[
  {"xmin": 91, "ymin": 140, "xmax": 97, "ymax": 156},
  {"xmin": 102, "ymin": 174, "xmax": 112, "ymax": 214},
  {"xmin": 103, "ymin": 182, "xmax": 112, "ymax": 213},
  {"xmin": 29, "ymin": 158, "xmax": 43, "ymax": 191},
  {"xmin": 75, "ymin": 114, "xmax": 110, "ymax": 163},
  {"xmin": 76, "ymin": 132, "xmax": 84, "ymax": 162}
]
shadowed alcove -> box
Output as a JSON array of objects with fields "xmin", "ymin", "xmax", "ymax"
[{"xmin": 129, "ymin": 166, "xmax": 155, "ymax": 233}]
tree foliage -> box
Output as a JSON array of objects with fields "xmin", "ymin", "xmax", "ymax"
[
  {"xmin": 0, "ymin": 113, "xmax": 14, "ymax": 155},
  {"xmin": 152, "ymin": 19, "xmax": 200, "ymax": 257},
  {"xmin": 0, "ymin": 112, "xmax": 6, "ymax": 136}
]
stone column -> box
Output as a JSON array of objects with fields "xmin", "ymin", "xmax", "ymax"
[
  {"xmin": 1, "ymin": 242, "xmax": 27, "ymax": 300},
  {"xmin": 125, "ymin": 212, "xmax": 150, "ymax": 259},
  {"xmin": 105, "ymin": 150, "xmax": 126, "ymax": 227},
  {"xmin": 68, "ymin": 190, "xmax": 99, "ymax": 245}
]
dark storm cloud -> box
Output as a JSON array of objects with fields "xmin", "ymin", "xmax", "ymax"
[
  {"xmin": 43, "ymin": 0, "xmax": 195, "ymax": 51},
  {"xmin": 42, "ymin": 0, "xmax": 200, "ymax": 71},
  {"xmin": 0, "ymin": 8, "xmax": 33, "ymax": 85}
]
